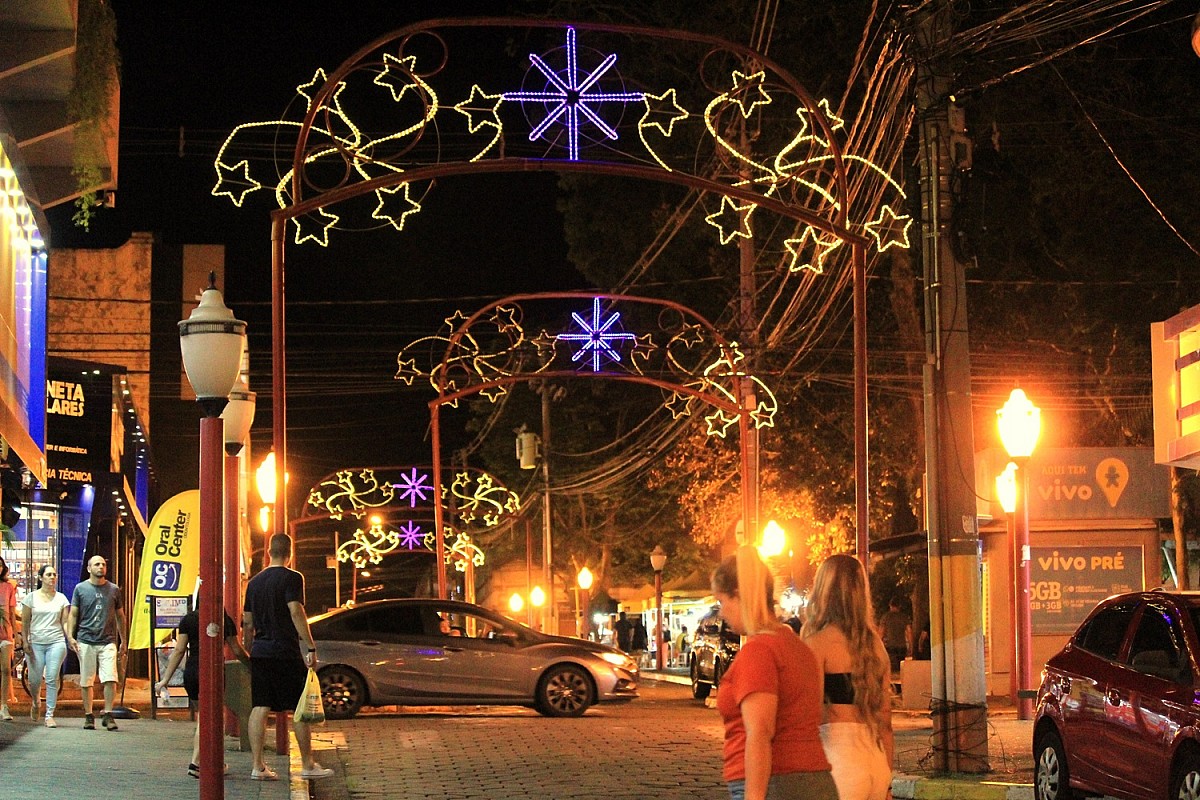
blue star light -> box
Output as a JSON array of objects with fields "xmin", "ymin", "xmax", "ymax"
[
  {"xmin": 398, "ymin": 520, "xmax": 425, "ymax": 550},
  {"xmin": 556, "ymin": 297, "xmax": 637, "ymax": 372},
  {"xmin": 393, "ymin": 468, "xmax": 432, "ymax": 508},
  {"xmin": 503, "ymin": 27, "xmax": 644, "ymax": 161}
]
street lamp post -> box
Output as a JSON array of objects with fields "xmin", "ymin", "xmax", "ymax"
[
  {"xmin": 179, "ymin": 275, "xmax": 246, "ymax": 800},
  {"xmin": 650, "ymin": 545, "xmax": 667, "ymax": 671},
  {"xmin": 997, "ymin": 388, "xmax": 1041, "ymax": 721},
  {"xmin": 576, "ymin": 567, "xmax": 593, "ymax": 639},
  {"xmin": 219, "ymin": 375, "xmax": 254, "ymax": 737}
]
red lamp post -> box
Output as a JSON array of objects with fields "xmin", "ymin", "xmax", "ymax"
[
  {"xmin": 997, "ymin": 388, "xmax": 1041, "ymax": 721},
  {"xmin": 180, "ymin": 275, "xmax": 246, "ymax": 800},
  {"xmin": 220, "ymin": 376, "xmax": 254, "ymax": 736},
  {"xmin": 650, "ymin": 545, "xmax": 667, "ymax": 671}
]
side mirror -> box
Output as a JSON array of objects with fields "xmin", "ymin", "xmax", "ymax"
[{"xmin": 495, "ymin": 630, "xmax": 520, "ymax": 646}]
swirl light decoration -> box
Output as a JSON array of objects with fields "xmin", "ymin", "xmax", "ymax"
[{"xmin": 306, "ymin": 469, "xmax": 396, "ymax": 520}]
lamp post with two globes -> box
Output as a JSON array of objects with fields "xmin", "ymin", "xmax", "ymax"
[
  {"xmin": 997, "ymin": 388, "xmax": 1042, "ymax": 721},
  {"xmin": 179, "ymin": 276, "xmax": 246, "ymax": 800}
]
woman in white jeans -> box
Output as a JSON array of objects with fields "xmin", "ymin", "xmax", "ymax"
[
  {"xmin": 20, "ymin": 564, "xmax": 70, "ymax": 727},
  {"xmin": 802, "ymin": 555, "xmax": 894, "ymax": 800}
]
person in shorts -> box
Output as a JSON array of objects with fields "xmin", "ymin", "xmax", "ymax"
[
  {"xmin": 67, "ymin": 555, "xmax": 126, "ymax": 731},
  {"xmin": 242, "ymin": 533, "xmax": 333, "ymax": 781}
]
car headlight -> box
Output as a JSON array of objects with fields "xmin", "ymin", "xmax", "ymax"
[{"xmin": 600, "ymin": 651, "xmax": 635, "ymax": 669}]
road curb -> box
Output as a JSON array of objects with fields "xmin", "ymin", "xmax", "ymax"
[{"xmin": 892, "ymin": 774, "xmax": 1034, "ymax": 800}]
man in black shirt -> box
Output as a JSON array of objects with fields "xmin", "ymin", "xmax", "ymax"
[{"xmin": 242, "ymin": 533, "xmax": 333, "ymax": 781}]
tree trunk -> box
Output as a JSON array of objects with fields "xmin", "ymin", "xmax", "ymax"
[{"xmin": 1171, "ymin": 466, "xmax": 1189, "ymax": 589}]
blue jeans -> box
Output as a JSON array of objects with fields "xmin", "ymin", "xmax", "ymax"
[{"xmin": 29, "ymin": 640, "xmax": 67, "ymax": 714}]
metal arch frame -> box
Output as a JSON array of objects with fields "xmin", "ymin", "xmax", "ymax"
[{"xmin": 269, "ymin": 18, "xmax": 872, "ymax": 572}]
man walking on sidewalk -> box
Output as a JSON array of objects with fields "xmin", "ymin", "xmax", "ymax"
[
  {"xmin": 242, "ymin": 533, "xmax": 334, "ymax": 781},
  {"xmin": 67, "ymin": 555, "xmax": 127, "ymax": 731}
]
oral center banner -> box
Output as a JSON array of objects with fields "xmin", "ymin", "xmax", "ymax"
[{"xmin": 128, "ymin": 490, "xmax": 200, "ymax": 650}]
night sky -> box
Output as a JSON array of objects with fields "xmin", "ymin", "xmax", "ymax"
[{"xmin": 47, "ymin": 2, "xmax": 588, "ymax": 504}]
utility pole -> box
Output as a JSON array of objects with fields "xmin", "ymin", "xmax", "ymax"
[
  {"xmin": 540, "ymin": 383, "xmax": 557, "ymax": 635},
  {"xmin": 916, "ymin": 0, "xmax": 989, "ymax": 773}
]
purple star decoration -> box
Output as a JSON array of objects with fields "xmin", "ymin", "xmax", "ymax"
[
  {"xmin": 503, "ymin": 27, "xmax": 644, "ymax": 161},
  {"xmin": 556, "ymin": 297, "xmax": 637, "ymax": 372},
  {"xmin": 393, "ymin": 468, "xmax": 432, "ymax": 508},
  {"xmin": 399, "ymin": 521, "xmax": 425, "ymax": 550}
]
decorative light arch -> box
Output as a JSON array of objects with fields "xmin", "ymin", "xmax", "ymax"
[{"xmin": 220, "ymin": 19, "xmax": 894, "ymax": 590}]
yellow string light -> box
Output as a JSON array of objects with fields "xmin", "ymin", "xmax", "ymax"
[
  {"xmin": 783, "ymin": 226, "xmax": 843, "ymax": 274},
  {"xmin": 864, "ymin": 203, "xmax": 913, "ymax": 251},
  {"xmin": 704, "ymin": 195, "xmax": 756, "ymax": 245},
  {"xmin": 371, "ymin": 183, "xmax": 422, "ymax": 231},
  {"xmin": 637, "ymin": 88, "xmax": 689, "ymax": 172},
  {"xmin": 453, "ymin": 85, "xmax": 504, "ymax": 162}
]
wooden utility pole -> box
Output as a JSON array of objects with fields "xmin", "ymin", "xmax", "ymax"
[{"xmin": 916, "ymin": 0, "xmax": 990, "ymax": 773}]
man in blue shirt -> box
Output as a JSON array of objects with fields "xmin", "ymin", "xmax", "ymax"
[{"xmin": 67, "ymin": 555, "xmax": 126, "ymax": 731}]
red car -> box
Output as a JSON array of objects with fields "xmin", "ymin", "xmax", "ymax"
[{"xmin": 1034, "ymin": 590, "xmax": 1200, "ymax": 800}]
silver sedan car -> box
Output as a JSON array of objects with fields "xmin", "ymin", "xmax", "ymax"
[{"xmin": 309, "ymin": 598, "xmax": 639, "ymax": 718}]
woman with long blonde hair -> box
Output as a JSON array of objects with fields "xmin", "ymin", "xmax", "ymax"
[
  {"xmin": 802, "ymin": 554, "xmax": 894, "ymax": 800},
  {"xmin": 711, "ymin": 546, "xmax": 836, "ymax": 800}
]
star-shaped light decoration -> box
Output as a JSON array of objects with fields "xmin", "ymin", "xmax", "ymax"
[
  {"xmin": 292, "ymin": 207, "xmax": 339, "ymax": 246},
  {"xmin": 395, "ymin": 356, "xmax": 420, "ymax": 386},
  {"xmin": 530, "ymin": 329, "xmax": 558, "ymax": 361},
  {"xmin": 728, "ymin": 70, "xmax": 771, "ymax": 119},
  {"xmin": 556, "ymin": 297, "xmax": 638, "ymax": 372},
  {"xmin": 638, "ymin": 88, "xmax": 688, "ymax": 171},
  {"xmin": 502, "ymin": 27, "xmax": 645, "ymax": 161},
  {"xmin": 212, "ymin": 160, "xmax": 262, "ymax": 207},
  {"xmin": 296, "ymin": 68, "xmax": 347, "ymax": 114},
  {"xmin": 479, "ymin": 383, "xmax": 509, "ymax": 402},
  {"xmin": 784, "ymin": 226, "xmax": 843, "ymax": 274},
  {"xmin": 705, "ymin": 196, "xmax": 755, "ymax": 245},
  {"xmin": 393, "ymin": 468, "xmax": 432, "ymax": 507},
  {"xmin": 629, "ymin": 333, "xmax": 657, "ymax": 370},
  {"xmin": 453, "ymin": 85, "xmax": 505, "ymax": 162},
  {"xmin": 664, "ymin": 391, "xmax": 694, "ymax": 419},
  {"xmin": 398, "ymin": 520, "xmax": 426, "ymax": 550},
  {"xmin": 705, "ymin": 409, "xmax": 741, "ymax": 438},
  {"xmin": 374, "ymin": 53, "xmax": 429, "ymax": 103},
  {"xmin": 864, "ymin": 204, "xmax": 913, "ymax": 252},
  {"xmin": 490, "ymin": 305, "xmax": 522, "ymax": 334},
  {"xmin": 371, "ymin": 183, "xmax": 422, "ymax": 231}
]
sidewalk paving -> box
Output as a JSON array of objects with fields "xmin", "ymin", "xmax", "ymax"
[{"xmin": 0, "ymin": 679, "xmax": 312, "ymax": 799}]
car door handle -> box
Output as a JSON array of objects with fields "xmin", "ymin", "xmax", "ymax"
[
  {"xmin": 442, "ymin": 646, "xmax": 464, "ymax": 653},
  {"xmin": 358, "ymin": 640, "xmax": 382, "ymax": 647},
  {"xmin": 1107, "ymin": 688, "xmax": 1122, "ymax": 706}
]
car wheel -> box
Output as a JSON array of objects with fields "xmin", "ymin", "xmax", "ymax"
[
  {"xmin": 534, "ymin": 664, "xmax": 594, "ymax": 717},
  {"xmin": 1034, "ymin": 729, "xmax": 1073, "ymax": 800},
  {"xmin": 1172, "ymin": 751, "xmax": 1200, "ymax": 800},
  {"xmin": 690, "ymin": 658, "xmax": 711, "ymax": 700},
  {"xmin": 318, "ymin": 665, "xmax": 366, "ymax": 720}
]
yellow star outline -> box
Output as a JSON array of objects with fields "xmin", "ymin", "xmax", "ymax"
[
  {"xmin": 395, "ymin": 356, "xmax": 420, "ymax": 385},
  {"xmin": 292, "ymin": 207, "xmax": 339, "ymax": 246},
  {"xmin": 453, "ymin": 85, "xmax": 503, "ymax": 133},
  {"xmin": 211, "ymin": 160, "xmax": 262, "ymax": 207},
  {"xmin": 673, "ymin": 324, "xmax": 705, "ymax": 349},
  {"xmin": 630, "ymin": 333, "xmax": 657, "ymax": 369},
  {"xmin": 816, "ymin": 98, "xmax": 844, "ymax": 134},
  {"xmin": 705, "ymin": 196, "xmax": 755, "ymax": 245},
  {"xmin": 784, "ymin": 227, "xmax": 843, "ymax": 274},
  {"xmin": 443, "ymin": 310, "xmax": 471, "ymax": 332},
  {"xmin": 664, "ymin": 391, "xmax": 693, "ymax": 419},
  {"xmin": 296, "ymin": 68, "xmax": 347, "ymax": 114},
  {"xmin": 490, "ymin": 305, "xmax": 522, "ymax": 334},
  {"xmin": 374, "ymin": 53, "xmax": 427, "ymax": 103},
  {"xmin": 530, "ymin": 329, "xmax": 558, "ymax": 360},
  {"xmin": 864, "ymin": 205, "xmax": 913, "ymax": 252},
  {"xmin": 728, "ymin": 70, "xmax": 771, "ymax": 119},
  {"xmin": 640, "ymin": 89, "xmax": 688, "ymax": 136},
  {"xmin": 479, "ymin": 383, "xmax": 508, "ymax": 402},
  {"xmin": 705, "ymin": 409, "xmax": 741, "ymax": 438},
  {"xmin": 371, "ymin": 183, "xmax": 422, "ymax": 231},
  {"xmin": 453, "ymin": 85, "xmax": 505, "ymax": 162}
]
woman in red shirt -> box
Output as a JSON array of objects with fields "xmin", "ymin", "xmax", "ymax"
[{"xmin": 712, "ymin": 547, "xmax": 837, "ymax": 800}]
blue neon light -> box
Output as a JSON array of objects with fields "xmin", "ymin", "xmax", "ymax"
[
  {"xmin": 556, "ymin": 297, "xmax": 637, "ymax": 372},
  {"xmin": 503, "ymin": 27, "xmax": 644, "ymax": 161}
]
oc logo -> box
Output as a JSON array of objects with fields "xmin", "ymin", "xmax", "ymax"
[{"xmin": 151, "ymin": 560, "xmax": 181, "ymax": 591}]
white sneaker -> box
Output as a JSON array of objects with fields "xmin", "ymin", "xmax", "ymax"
[
  {"xmin": 44, "ymin": 716, "xmax": 56, "ymax": 728},
  {"xmin": 0, "ymin": 706, "xmax": 12, "ymax": 721}
]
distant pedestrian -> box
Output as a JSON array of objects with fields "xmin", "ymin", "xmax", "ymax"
[
  {"xmin": 242, "ymin": 533, "xmax": 334, "ymax": 781},
  {"xmin": 803, "ymin": 555, "xmax": 893, "ymax": 800},
  {"xmin": 0, "ymin": 556, "xmax": 17, "ymax": 720},
  {"xmin": 711, "ymin": 547, "xmax": 836, "ymax": 800},
  {"xmin": 614, "ymin": 611, "xmax": 633, "ymax": 652},
  {"xmin": 878, "ymin": 596, "xmax": 911, "ymax": 675},
  {"xmin": 20, "ymin": 564, "xmax": 69, "ymax": 727},
  {"xmin": 155, "ymin": 608, "xmax": 249, "ymax": 778},
  {"xmin": 631, "ymin": 617, "xmax": 649, "ymax": 666},
  {"xmin": 67, "ymin": 555, "xmax": 127, "ymax": 731},
  {"xmin": 673, "ymin": 625, "xmax": 690, "ymax": 667}
]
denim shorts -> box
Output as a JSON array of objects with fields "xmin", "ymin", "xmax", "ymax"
[{"xmin": 727, "ymin": 770, "xmax": 838, "ymax": 800}]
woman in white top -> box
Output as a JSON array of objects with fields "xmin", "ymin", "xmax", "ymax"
[
  {"xmin": 20, "ymin": 564, "xmax": 70, "ymax": 727},
  {"xmin": 801, "ymin": 554, "xmax": 894, "ymax": 800}
]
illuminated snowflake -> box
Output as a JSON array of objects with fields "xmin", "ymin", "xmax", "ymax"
[
  {"xmin": 503, "ymin": 27, "xmax": 644, "ymax": 161},
  {"xmin": 556, "ymin": 297, "xmax": 637, "ymax": 372},
  {"xmin": 394, "ymin": 468, "xmax": 432, "ymax": 507},
  {"xmin": 398, "ymin": 521, "xmax": 425, "ymax": 550}
]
